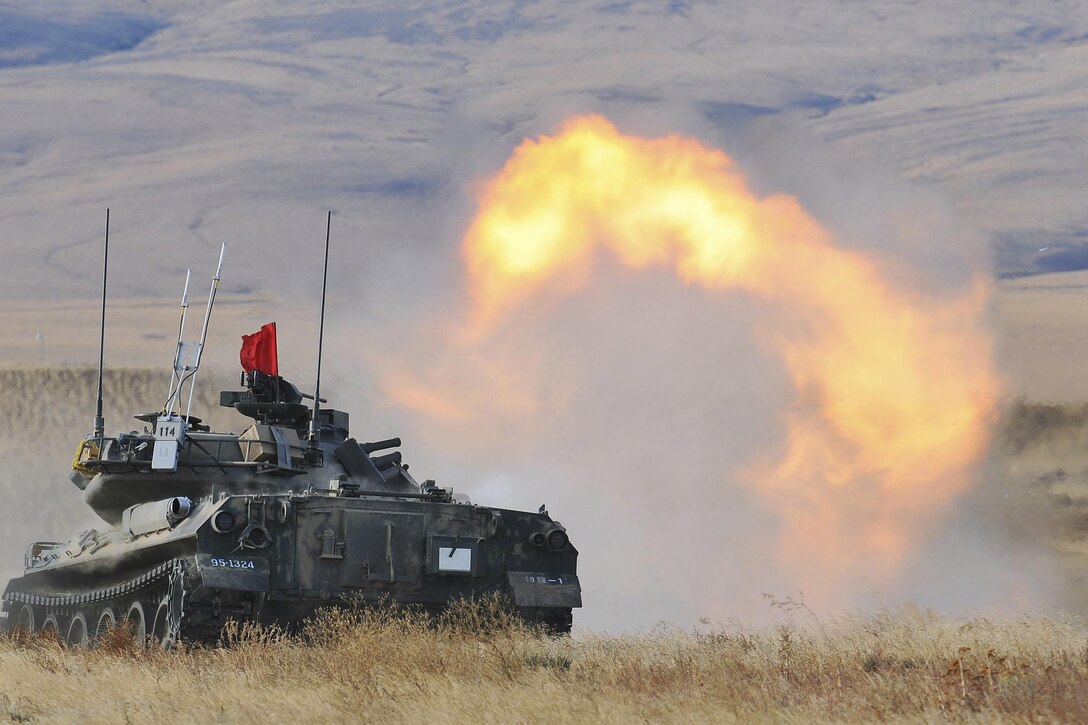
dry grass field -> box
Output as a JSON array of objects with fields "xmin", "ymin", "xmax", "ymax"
[{"xmin": 1, "ymin": 600, "xmax": 1087, "ymax": 723}]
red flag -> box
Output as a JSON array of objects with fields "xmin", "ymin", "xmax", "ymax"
[{"xmin": 240, "ymin": 322, "xmax": 278, "ymax": 376}]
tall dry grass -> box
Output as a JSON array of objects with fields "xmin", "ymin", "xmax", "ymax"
[{"xmin": 1, "ymin": 600, "xmax": 1087, "ymax": 723}]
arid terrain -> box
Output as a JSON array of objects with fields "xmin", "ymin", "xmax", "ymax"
[
  {"xmin": 2, "ymin": 600, "xmax": 1088, "ymax": 723},
  {"xmin": 3, "ymin": 2, "xmax": 1088, "ymax": 721}
]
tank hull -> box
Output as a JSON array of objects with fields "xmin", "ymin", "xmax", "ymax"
[{"xmin": 1, "ymin": 492, "xmax": 580, "ymax": 643}]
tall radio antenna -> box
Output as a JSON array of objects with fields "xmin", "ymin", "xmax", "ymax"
[
  {"xmin": 164, "ymin": 268, "xmax": 191, "ymax": 413},
  {"xmin": 162, "ymin": 245, "xmax": 225, "ymax": 418},
  {"xmin": 308, "ymin": 211, "xmax": 332, "ymax": 455},
  {"xmin": 92, "ymin": 209, "xmax": 109, "ymax": 440},
  {"xmin": 184, "ymin": 243, "xmax": 225, "ymax": 419}
]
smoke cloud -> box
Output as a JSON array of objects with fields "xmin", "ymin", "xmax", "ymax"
[
  {"xmin": 334, "ymin": 110, "xmax": 1060, "ymax": 631},
  {"xmin": 0, "ymin": 106, "xmax": 1071, "ymax": 633}
]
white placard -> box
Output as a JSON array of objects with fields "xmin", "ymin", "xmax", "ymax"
[
  {"xmin": 438, "ymin": 546, "xmax": 472, "ymax": 572},
  {"xmin": 153, "ymin": 416, "xmax": 184, "ymax": 472},
  {"xmin": 152, "ymin": 440, "xmax": 179, "ymax": 471}
]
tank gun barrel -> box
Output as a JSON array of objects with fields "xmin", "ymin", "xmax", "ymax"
[
  {"xmin": 361, "ymin": 437, "xmax": 400, "ymax": 454},
  {"xmin": 371, "ymin": 451, "xmax": 402, "ymax": 469}
]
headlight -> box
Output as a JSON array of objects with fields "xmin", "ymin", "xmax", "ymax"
[
  {"xmin": 546, "ymin": 529, "xmax": 569, "ymax": 551},
  {"xmin": 211, "ymin": 510, "xmax": 236, "ymax": 533}
]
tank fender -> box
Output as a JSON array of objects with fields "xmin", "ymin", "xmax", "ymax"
[{"xmin": 506, "ymin": 572, "xmax": 582, "ymax": 608}]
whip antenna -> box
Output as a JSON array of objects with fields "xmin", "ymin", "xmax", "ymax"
[
  {"xmin": 93, "ymin": 209, "xmax": 109, "ymax": 440},
  {"xmin": 308, "ymin": 211, "xmax": 332, "ymax": 456},
  {"xmin": 164, "ymin": 268, "xmax": 191, "ymax": 414},
  {"xmin": 183, "ymin": 243, "xmax": 225, "ymax": 419}
]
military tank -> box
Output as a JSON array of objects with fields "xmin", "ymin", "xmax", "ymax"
[{"xmin": 0, "ymin": 226, "xmax": 580, "ymax": 646}]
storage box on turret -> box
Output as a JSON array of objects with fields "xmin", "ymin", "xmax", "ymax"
[{"xmin": 239, "ymin": 424, "xmax": 305, "ymax": 465}]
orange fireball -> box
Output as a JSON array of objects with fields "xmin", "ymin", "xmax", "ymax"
[{"xmin": 401, "ymin": 115, "xmax": 1001, "ymax": 595}]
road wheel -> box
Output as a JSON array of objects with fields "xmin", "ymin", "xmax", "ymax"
[
  {"xmin": 13, "ymin": 604, "xmax": 34, "ymax": 633},
  {"xmin": 66, "ymin": 612, "xmax": 90, "ymax": 647},
  {"xmin": 40, "ymin": 613, "xmax": 63, "ymax": 642},
  {"xmin": 150, "ymin": 599, "xmax": 176, "ymax": 649},
  {"xmin": 125, "ymin": 601, "xmax": 147, "ymax": 647},
  {"xmin": 94, "ymin": 607, "xmax": 116, "ymax": 642}
]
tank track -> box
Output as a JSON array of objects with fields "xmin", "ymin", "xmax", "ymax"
[
  {"xmin": 1, "ymin": 558, "xmax": 241, "ymax": 647},
  {"xmin": 3, "ymin": 563, "xmax": 573, "ymax": 643}
]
